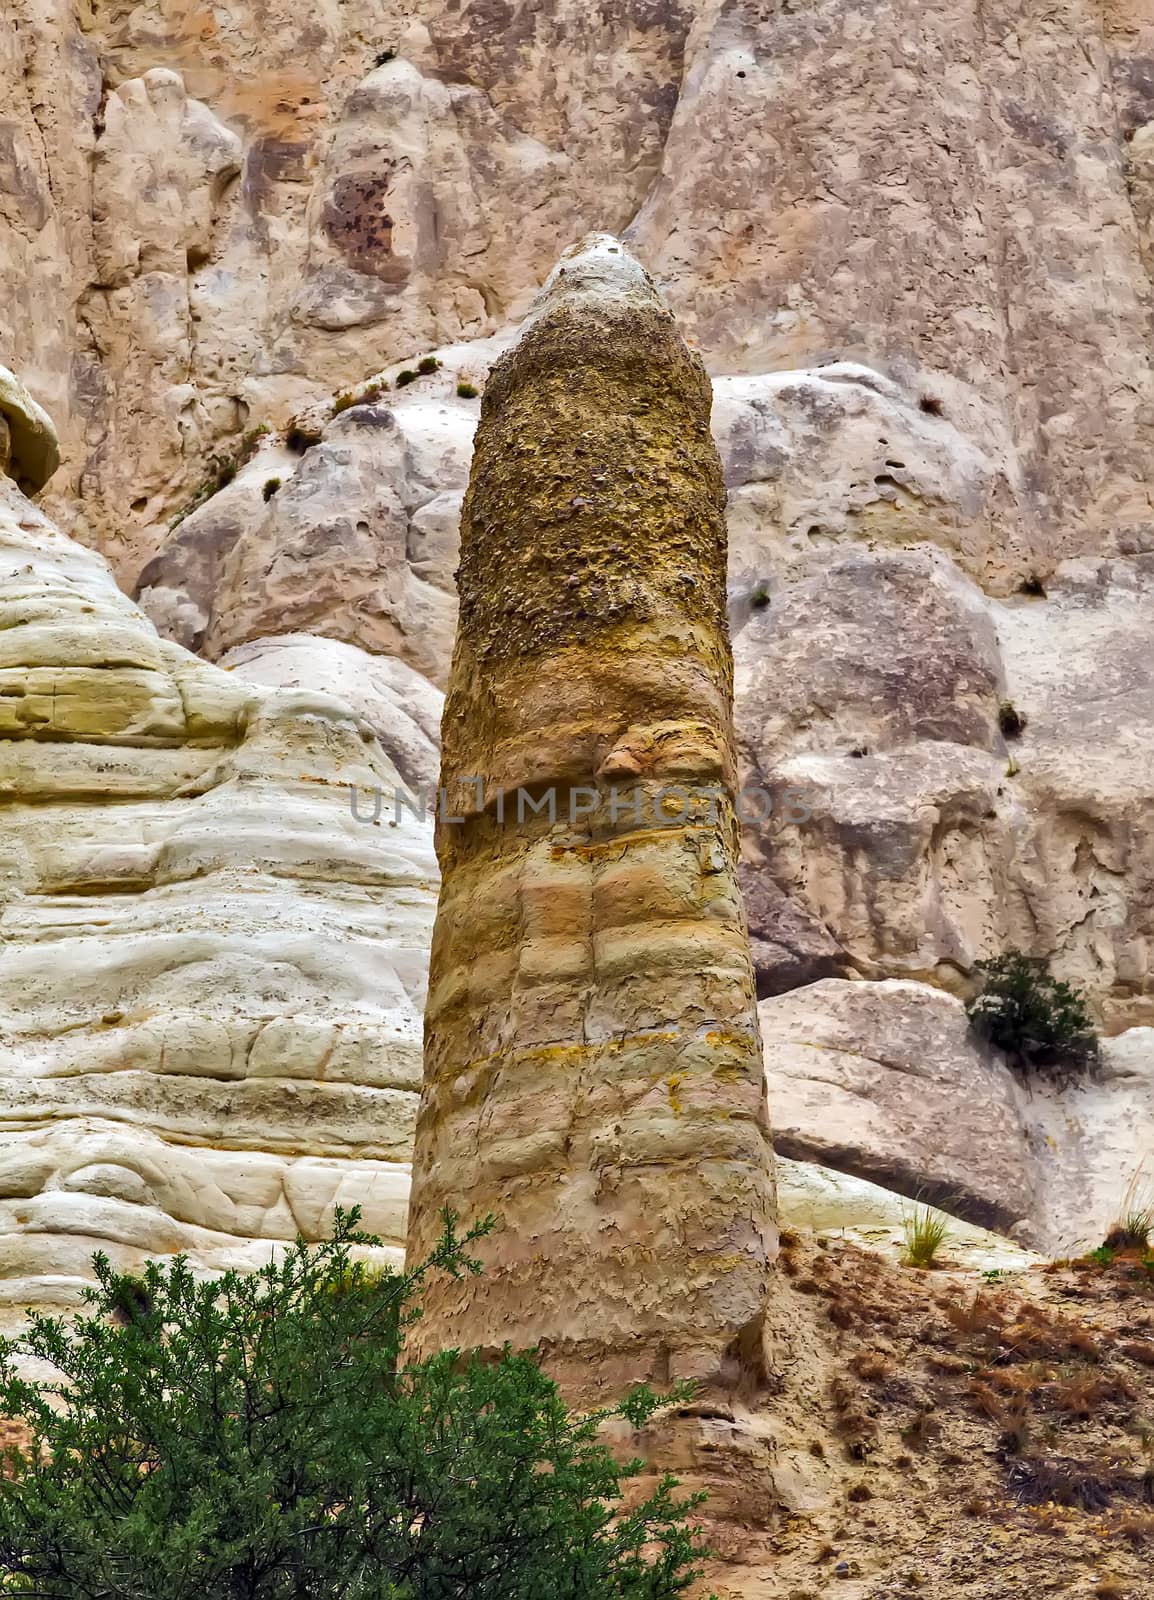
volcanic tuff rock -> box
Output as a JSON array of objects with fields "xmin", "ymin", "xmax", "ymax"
[
  {"xmin": 7, "ymin": 0, "xmax": 1154, "ymax": 593},
  {"xmin": 0, "ymin": 425, "xmax": 437, "ymax": 1313},
  {"xmin": 406, "ymin": 234, "xmax": 776, "ymax": 1399}
]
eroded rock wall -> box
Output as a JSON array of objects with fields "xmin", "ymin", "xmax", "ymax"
[
  {"xmin": 7, "ymin": 0, "xmax": 1154, "ymax": 595},
  {"xmin": 0, "ymin": 386, "xmax": 438, "ymax": 1313},
  {"xmin": 3, "ymin": 0, "xmax": 1154, "ymax": 1318}
]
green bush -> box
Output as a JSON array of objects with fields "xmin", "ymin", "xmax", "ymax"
[
  {"xmin": 0, "ymin": 1210, "xmax": 708, "ymax": 1599},
  {"xmin": 966, "ymin": 949, "xmax": 1098, "ymax": 1080},
  {"xmin": 456, "ymin": 381, "xmax": 479, "ymax": 399}
]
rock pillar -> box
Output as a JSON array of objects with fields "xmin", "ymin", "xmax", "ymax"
[{"xmin": 407, "ymin": 235, "xmax": 775, "ymax": 1400}]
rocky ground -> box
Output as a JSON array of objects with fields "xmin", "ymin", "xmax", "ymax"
[{"xmin": 685, "ymin": 1234, "xmax": 1154, "ymax": 1599}]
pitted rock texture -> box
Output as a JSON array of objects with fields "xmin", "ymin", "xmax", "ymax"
[
  {"xmin": 6, "ymin": 0, "xmax": 1154, "ymax": 597},
  {"xmin": 406, "ymin": 236, "xmax": 776, "ymax": 1400},
  {"xmin": 736, "ymin": 550, "xmax": 1154, "ymax": 1033},
  {"xmin": 135, "ymin": 358, "xmax": 487, "ymax": 685},
  {"xmin": 2, "ymin": 0, "xmax": 1153, "ymax": 1400},
  {"xmin": 0, "ymin": 473, "xmax": 437, "ymax": 1310}
]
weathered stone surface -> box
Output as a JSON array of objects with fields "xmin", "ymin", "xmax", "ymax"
[
  {"xmin": 716, "ymin": 364, "xmax": 1000, "ymax": 601},
  {"xmin": 737, "ymin": 549, "xmax": 1005, "ymax": 768},
  {"xmin": 0, "ymin": 466, "xmax": 437, "ymax": 1307},
  {"xmin": 406, "ymin": 235, "xmax": 776, "ymax": 1398},
  {"xmin": 220, "ymin": 632, "xmax": 444, "ymax": 795},
  {"xmin": 5, "ymin": 0, "xmax": 1154, "ymax": 601},
  {"xmin": 629, "ymin": 0, "xmax": 1154, "ymax": 589},
  {"xmin": 759, "ymin": 979, "xmax": 1035, "ymax": 1235},
  {"xmin": 736, "ymin": 549, "xmax": 1154, "ymax": 1027},
  {"xmin": 136, "ymin": 370, "xmax": 481, "ymax": 683},
  {"xmin": 0, "ymin": 367, "xmax": 61, "ymax": 495},
  {"xmin": 737, "ymin": 864, "xmax": 847, "ymax": 1000},
  {"xmin": 760, "ymin": 977, "xmax": 1154, "ymax": 1254}
]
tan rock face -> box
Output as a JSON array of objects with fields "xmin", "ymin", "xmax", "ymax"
[
  {"xmin": 2, "ymin": 0, "xmax": 1153, "ymax": 1405},
  {"xmin": 135, "ymin": 368, "xmax": 482, "ymax": 685},
  {"xmin": 759, "ymin": 978, "xmax": 1154, "ymax": 1256},
  {"xmin": 0, "ymin": 367, "xmax": 61, "ymax": 496},
  {"xmin": 406, "ymin": 236, "xmax": 776, "ymax": 1399},
  {"xmin": 8, "ymin": 0, "xmax": 1154, "ymax": 598},
  {"xmin": 735, "ymin": 547, "xmax": 1154, "ymax": 1032},
  {"xmin": 760, "ymin": 980, "xmax": 1036, "ymax": 1236}
]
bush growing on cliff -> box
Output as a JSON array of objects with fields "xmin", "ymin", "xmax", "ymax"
[
  {"xmin": 967, "ymin": 949, "xmax": 1098, "ymax": 1081},
  {"xmin": 0, "ymin": 1209, "xmax": 707, "ymax": 1598}
]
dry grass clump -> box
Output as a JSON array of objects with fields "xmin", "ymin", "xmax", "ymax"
[
  {"xmin": 902, "ymin": 1205, "xmax": 950, "ymax": 1269},
  {"xmin": 1104, "ymin": 1163, "xmax": 1154, "ymax": 1253},
  {"xmin": 332, "ymin": 379, "xmax": 387, "ymax": 415}
]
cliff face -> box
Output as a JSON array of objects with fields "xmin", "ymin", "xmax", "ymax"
[
  {"xmin": 7, "ymin": 0, "xmax": 1154, "ymax": 590},
  {"xmin": 0, "ymin": 365, "xmax": 438, "ymax": 1313},
  {"xmin": 1, "ymin": 0, "xmax": 1152, "ymax": 1256}
]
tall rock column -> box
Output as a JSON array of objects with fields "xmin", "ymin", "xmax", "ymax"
[{"xmin": 407, "ymin": 236, "xmax": 776, "ymax": 1400}]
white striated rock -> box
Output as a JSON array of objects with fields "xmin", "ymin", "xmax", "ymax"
[
  {"xmin": 220, "ymin": 633, "xmax": 444, "ymax": 795},
  {"xmin": 0, "ymin": 468, "xmax": 437, "ymax": 1308}
]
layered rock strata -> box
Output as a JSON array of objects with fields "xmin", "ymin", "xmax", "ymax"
[
  {"xmin": 406, "ymin": 235, "xmax": 776, "ymax": 1398},
  {"xmin": 0, "ymin": 377, "xmax": 438, "ymax": 1314}
]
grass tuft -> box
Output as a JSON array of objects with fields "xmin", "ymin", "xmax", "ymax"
[{"xmin": 902, "ymin": 1205, "xmax": 950, "ymax": 1269}]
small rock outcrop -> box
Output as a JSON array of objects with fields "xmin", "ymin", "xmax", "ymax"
[
  {"xmin": 406, "ymin": 236, "xmax": 776, "ymax": 1397},
  {"xmin": 0, "ymin": 367, "xmax": 61, "ymax": 497}
]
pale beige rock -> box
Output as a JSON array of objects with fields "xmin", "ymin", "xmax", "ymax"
[
  {"xmin": 0, "ymin": 466, "xmax": 437, "ymax": 1305},
  {"xmin": 760, "ymin": 979, "xmax": 1035, "ymax": 1236},
  {"xmin": 735, "ymin": 543, "xmax": 1154, "ymax": 1029},
  {"xmin": 629, "ymin": 0, "xmax": 1154, "ymax": 589},
  {"xmin": 775, "ymin": 1157, "xmax": 1039, "ymax": 1276},
  {"xmin": 760, "ymin": 976, "xmax": 1154, "ymax": 1255},
  {"xmin": 220, "ymin": 633, "xmax": 444, "ymax": 794},
  {"xmin": 8, "ymin": 0, "xmax": 1153, "ymax": 599},
  {"xmin": 136, "ymin": 385, "xmax": 476, "ymax": 684},
  {"xmin": 0, "ymin": 367, "xmax": 61, "ymax": 494}
]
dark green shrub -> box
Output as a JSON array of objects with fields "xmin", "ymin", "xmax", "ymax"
[
  {"xmin": 0, "ymin": 1210, "xmax": 708, "ymax": 1599},
  {"xmin": 456, "ymin": 380, "xmax": 479, "ymax": 399},
  {"xmin": 417, "ymin": 355, "xmax": 441, "ymax": 375},
  {"xmin": 967, "ymin": 949, "xmax": 1098, "ymax": 1080},
  {"xmin": 395, "ymin": 369, "xmax": 418, "ymax": 387},
  {"xmin": 998, "ymin": 701, "xmax": 1026, "ymax": 739},
  {"xmin": 262, "ymin": 476, "xmax": 281, "ymax": 501}
]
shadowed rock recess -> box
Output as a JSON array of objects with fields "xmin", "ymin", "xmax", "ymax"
[{"xmin": 406, "ymin": 236, "xmax": 777, "ymax": 1398}]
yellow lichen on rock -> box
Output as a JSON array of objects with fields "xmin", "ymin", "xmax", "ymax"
[{"xmin": 407, "ymin": 235, "xmax": 777, "ymax": 1400}]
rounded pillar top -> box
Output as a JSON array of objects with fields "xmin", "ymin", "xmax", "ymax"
[{"xmin": 523, "ymin": 232, "xmax": 664, "ymax": 326}]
